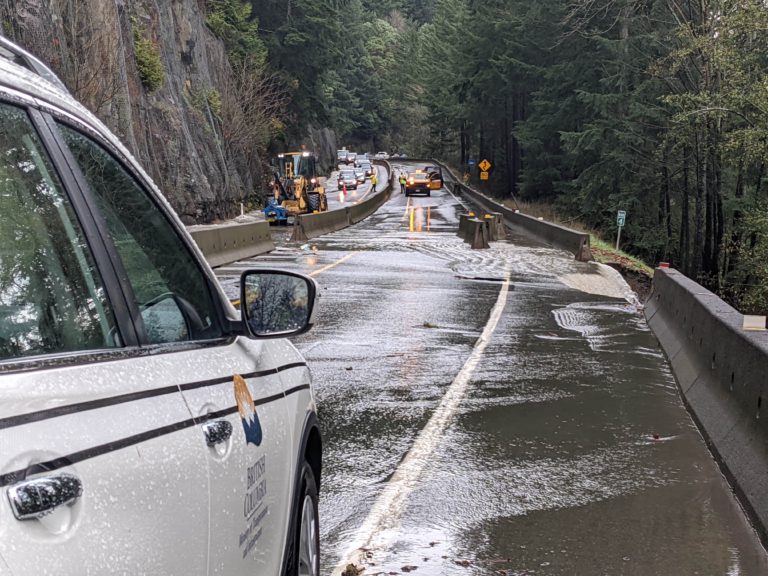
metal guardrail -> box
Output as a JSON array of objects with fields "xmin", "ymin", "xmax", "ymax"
[{"xmin": 399, "ymin": 158, "xmax": 592, "ymax": 261}]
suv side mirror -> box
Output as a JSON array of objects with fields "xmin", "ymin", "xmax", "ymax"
[{"xmin": 240, "ymin": 270, "xmax": 317, "ymax": 338}]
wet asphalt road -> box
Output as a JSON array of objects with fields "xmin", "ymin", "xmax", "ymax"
[{"xmin": 215, "ymin": 163, "xmax": 768, "ymax": 575}]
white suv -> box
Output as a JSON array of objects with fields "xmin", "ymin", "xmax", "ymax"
[{"xmin": 0, "ymin": 37, "xmax": 321, "ymax": 575}]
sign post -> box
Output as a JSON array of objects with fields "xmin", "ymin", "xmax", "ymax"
[
  {"xmin": 616, "ymin": 210, "xmax": 626, "ymax": 251},
  {"xmin": 479, "ymin": 159, "xmax": 491, "ymax": 182}
]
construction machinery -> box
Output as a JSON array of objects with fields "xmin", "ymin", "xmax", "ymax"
[{"xmin": 263, "ymin": 151, "xmax": 328, "ymax": 225}]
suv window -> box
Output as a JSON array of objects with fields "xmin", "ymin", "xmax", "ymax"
[
  {"xmin": 0, "ymin": 103, "xmax": 118, "ymax": 360},
  {"xmin": 58, "ymin": 124, "xmax": 224, "ymax": 344}
]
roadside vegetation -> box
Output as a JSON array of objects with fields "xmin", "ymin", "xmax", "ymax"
[
  {"xmin": 501, "ymin": 198, "xmax": 654, "ymax": 288},
  {"xmin": 131, "ymin": 19, "xmax": 164, "ymax": 92},
  {"xmin": 207, "ymin": 1, "xmax": 766, "ymax": 313}
]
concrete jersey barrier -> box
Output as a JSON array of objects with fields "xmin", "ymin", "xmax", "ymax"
[
  {"xmin": 188, "ymin": 220, "xmax": 274, "ymax": 268},
  {"xmin": 291, "ymin": 207, "xmax": 351, "ymax": 242},
  {"xmin": 292, "ymin": 160, "xmax": 392, "ymax": 241},
  {"xmin": 645, "ymin": 267, "xmax": 768, "ymax": 544},
  {"xmin": 404, "ymin": 158, "xmax": 591, "ymax": 261}
]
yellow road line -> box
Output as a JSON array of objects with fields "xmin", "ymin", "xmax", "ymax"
[
  {"xmin": 309, "ymin": 252, "xmax": 357, "ymax": 277},
  {"xmin": 231, "ymin": 252, "xmax": 357, "ymax": 307}
]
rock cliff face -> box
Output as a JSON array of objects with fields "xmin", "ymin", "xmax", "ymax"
[
  {"xmin": 1, "ymin": 0, "xmax": 263, "ymax": 223},
  {"xmin": 307, "ymin": 125, "xmax": 338, "ymax": 173}
]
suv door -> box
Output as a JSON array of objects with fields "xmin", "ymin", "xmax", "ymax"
[
  {"xmin": 0, "ymin": 102, "xmax": 209, "ymax": 574},
  {"xmin": 56, "ymin": 122, "xmax": 300, "ymax": 575}
]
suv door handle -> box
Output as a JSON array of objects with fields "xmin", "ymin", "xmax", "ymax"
[
  {"xmin": 7, "ymin": 472, "xmax": 83, "ymax": 520},
  {"xmin": 203, "ymin": 420, "xmax": 233, "ymax": 446}
]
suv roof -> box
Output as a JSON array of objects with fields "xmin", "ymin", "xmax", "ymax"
[{"xmin": 0, "ymin": 35, "xmax": 68, "ymax": 91}]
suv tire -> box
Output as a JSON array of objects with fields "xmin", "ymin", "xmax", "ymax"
[{"xmin": 286, "ymin": 462, "xmax": 320, "ymax": 576}]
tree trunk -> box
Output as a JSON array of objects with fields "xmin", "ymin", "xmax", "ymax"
[
  {"xmin": 460, "ymin": 119, "xmax": 468, "ymax": 166},
  {"xmin": 693, "ymin": 133, "xmax": 705, "ymax": 279},
  {"xmin": 680, "ymin": 148, "xmax": 690, "ymax": 274},
  {"xmin": 712, "ymin": 140, "xmax": 723, "ymax": 287},
  {"xmin": 661, "ymin": 161, "xmax": 671, "ymax": 261},
  {"xmin": 504, "ymin": 97, "xmax": 512, "ymax": 198}
]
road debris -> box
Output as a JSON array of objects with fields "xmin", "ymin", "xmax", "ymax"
[{"xmin": 341, "ymin": 564, "xmax": 364, "ymax": 576}]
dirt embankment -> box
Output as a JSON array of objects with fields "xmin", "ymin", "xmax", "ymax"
[{"xmin": 604, "ymin": 262, "xmax": 653, "ymax": 302}]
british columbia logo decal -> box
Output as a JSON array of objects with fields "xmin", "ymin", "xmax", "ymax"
[{"xmin": 234, "ymin": 374, "xmax": 262, "ymax": 446}]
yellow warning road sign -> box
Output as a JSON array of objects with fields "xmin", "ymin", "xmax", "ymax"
[
  {"xmin": 480, "ymin": 171, "xmax": 489, "ymax": 181},
  {"xmin": 479, "ymin": 159, "xmax": 492, "ymax": 172}
]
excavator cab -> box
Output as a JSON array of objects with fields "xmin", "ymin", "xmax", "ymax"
[{"xmin": 264, "ymin": 151, "xmax": 328, "ymax": 224}]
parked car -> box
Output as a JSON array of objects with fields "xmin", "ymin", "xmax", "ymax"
[
  {"xmin": 0, "ymin": 36, "xmax": 321, "ymax": 576},
  {"xmin": 338, "ymin": 169, "xmax": 358, "ymax": 190},
  {"xmin": 374, "ymin": 151, "xmax": 389, "ymax": 160}
]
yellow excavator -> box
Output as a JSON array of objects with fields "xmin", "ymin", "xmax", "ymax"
[{"xmin": 263, "ymin": 151, "xmax": 328, "ymax": 224}]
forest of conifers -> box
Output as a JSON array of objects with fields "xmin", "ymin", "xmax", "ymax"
[{"xmin": 225, "ymin": 0, "xmax": 768, "ymax": 313}]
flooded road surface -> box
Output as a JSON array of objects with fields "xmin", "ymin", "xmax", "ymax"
[{"xmin": 215, "ymin": 163, "xmax": 768, "ymax": 575}]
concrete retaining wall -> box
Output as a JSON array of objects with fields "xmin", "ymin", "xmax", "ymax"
[
  {"xmin": 188, "ymin": 220, "xmax": 274, "ymax": 268},
  {"xmin": 645, "ymin": 267, "xmax": 768, "ymax": 543},
  {"xmin": 405, "ymin": 158, "xmax": 591, "ymax": 261},
  {"xmin": 292, "ymin": 160, "xmax": 392, "ymax": 240}
]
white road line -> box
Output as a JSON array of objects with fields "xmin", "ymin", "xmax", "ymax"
[
  {"xmin": 401, "ymin": 196, "xmax": 412, "ymax": 221},
  {"xmin": 330, "ymin": 274, "xmax": 511, "ymax": 575}
]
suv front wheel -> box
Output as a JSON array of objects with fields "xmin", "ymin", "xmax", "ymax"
[{"xmin": 288, "ymin": 462, "xmax": 320, "ymax": 576}]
